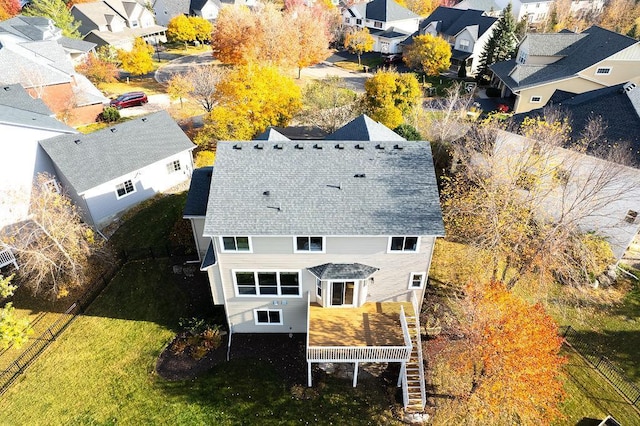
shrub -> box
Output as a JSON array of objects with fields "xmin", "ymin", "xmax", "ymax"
[
  {"xmin": 393, "ymin": 123, "xmax": 422, "ymax": 140},
  {"xmin": 100, "ymin": 106, "xmax": 120, "ymax": 122},
  {"xmin": 195, "ymin": 150, "xmax": 216, "ymax": 167}
]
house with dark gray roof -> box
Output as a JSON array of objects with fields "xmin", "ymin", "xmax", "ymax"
[
  {"xmin": 406, "ymin": 7, "xmax": 498, "ymax": 76},
  {"xmin": 40, "ymin": 111, "xmax": 195, "ymax": 228},
  {"xmin": 325, "ymin": 114, "xmax": 405, "ymax": 141},
  {"xmin": 490, "ymin": 26, "xmax": 640, "ymax": 114},
  {"xmin": 343, "ymin": 0, "xmax": 420, "ymax": 54},
  {"xmin": 151, "ymin": 0, "xmax": 255, "ymax": 27},
  {"xmin": 184, "ymin": 118, "xmax": 443, "ymax": 413},
  {"xmin": 0, "ymin": 84, "xmax": 76, "ymax": 230}
]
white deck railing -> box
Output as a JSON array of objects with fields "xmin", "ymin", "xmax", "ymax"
[
  {"xmin": 411, "ymin": 291, "xmax": 427, "ymax": 409},
  {"xmin": 0, "ymin": 245, "xmax": 18, "ymax": 270},
  {"xmin": 307, "ymin": 304, "xmax": 413, "ymax": 362}
]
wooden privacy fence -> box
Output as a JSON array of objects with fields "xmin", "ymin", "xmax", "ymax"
[{"xmin": 561, "ymin": 325, "xmax": 640, "ymax": 407}]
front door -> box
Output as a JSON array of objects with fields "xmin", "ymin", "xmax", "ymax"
[{"xmin": 331, "ymin": 281, "xmax": 355, "ymax": 306}]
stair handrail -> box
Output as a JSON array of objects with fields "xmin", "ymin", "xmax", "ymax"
[{"xmin": 412, "ymin": 290, "xmax": 427, "ymax": 409}]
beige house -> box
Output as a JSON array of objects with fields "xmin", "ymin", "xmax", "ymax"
[{"xmin": 490, "ymin": 26, "xmax": 640, "ymax": 114}]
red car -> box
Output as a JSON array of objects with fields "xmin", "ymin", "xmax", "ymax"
[{"xmin": 110, "ymin": 92, "xmax": 148, "ymax": 109}]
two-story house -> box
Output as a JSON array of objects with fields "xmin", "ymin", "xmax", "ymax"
[
  {"xmin": 495, "ymin": 0, "xmax": 553, "ymax": 24},
  {"xmin": 409, "ymin": 7, "xmax": 498, "ymax": 76},
  {"xmin": 343, "ymin": 0, "xmax": 420, "ymax": 54},
  {"xmin": 71, "ymin": 0, "xmax": 166, "ymax": 50},
  {"xmin": 151, "ymin": 0, "xmax": 256, "ymax": 27},
  {"xmin": 184, "ymin": 116, "xmax": 445, "ymax": 411},
  {"xmin": 490, "ymin": 26, "xmax": 640, "ymax": 114}
]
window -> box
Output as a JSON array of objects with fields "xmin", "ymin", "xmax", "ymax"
[
  {"xmin": 596, "ymin": 67, "xmax": 611, "ymax": 75},
  {"xmin": 389, "ymin": 236, "xmax": 419, "ymax": 252},
  {"xmin": 316, "ymin": 278, "xmax": 322, "ymax": 297},
  {"xmin": 345, "ymin": 17, "xmax": 350, "ymax": 23},
  {"xmin": 459, "ymin": 39, "xmax": 470, "ymax": 51},
  {"xmin": 374, "ymin": 21, "xmax": 382, "ymax": 28},
  {"xmin": 166, "ymin": 160, "xmax": 181, "ymax": 174},
  {"xmin": 408, "ymin": 272, "xmax": 425, "ymax": 289},
  {"xmin": 625, "ymin": 210, "xmax": 638, "ymax": 224},
  {"xmin": 518, "ymin": 51, "xmax": 528, "ymax": 64},
  {"xmin": 254, "ymin": 309, "xmax": 282, "ymax": 325},
  {"xmin": 295, "ymin": 236, "xmax": 324, "ymax": 252},
  {"xmin": 233, "ymin": 271, "xmax": 301, "ymax": 296},
  {"xmin": 115, "ymin": 179, "xmax": 135, "ymax": 198},
  {"xmin": 356, "ymin": 18, "xmax": 362, "ymax": 25},
  {"xmin": 530, "ymin": 96, "xmax": 542, "ymax": 103},
  {"xmin": 42, "ymin": 179, "xmax": 60, "ymax": 193},
  {"xmin": 220, "ymin": 236, "xmax": 251, "ymax": 252}
]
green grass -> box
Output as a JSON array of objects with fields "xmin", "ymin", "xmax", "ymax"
[
  {"xmin": 0, "ymin": 260, "xmax": 401, "ymax": 425},
  {"xmin": 99, "ymin": 78, "xmax": 166, "ymax": 98}
]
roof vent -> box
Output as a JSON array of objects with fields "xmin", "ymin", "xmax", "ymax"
[
  {"xmin": 267, "ymin": 204, "xmax": 281, "ymax": 211},
  {"xmin": 623, "ymin": 82, "xmax": 637, "ymax": 93},
  {"xmin": 74, "ymin": 139, "xmax": 81, "ymax": 145},
  {"xmin": 110, "ymin": 128, "xmax": 117, "ymax": 133},
  {"xmin": 274, "ymin": 143, "xmax": 283, "ymax": 149},
  {"xmin": 327, "ymin": 183, "xmax": 342, "ymax": 190},
  {"xmin": 233, "ymin": 144, "xmax": 243, "ymax": 150},
  {"xmin": 255, "ymin": 143, "xmax": 264, "ymax": 150},
  {"xmin": 3, "ymin": 86, "xmax": 10, "ymax": 91},
  {"xmin": 314, "ymin": 143, "xmax": 323, "ymax": 149},
  {"xmin": 354, "ymin": 173, "xmax": 366, "ymax": 178},
  {"xmin": 376, "ymin": 143, "xmax": 385, "ymax": 150},
  {"xmin": 335, "ymin": 143, "xmax": 344, "ymax": 149},
  {"xmin": 263, "ymin": 190, "xmax": 270, "ymax": 196},
  {"xmin": 394, "ymin": 143, "xmax": 404, "ymax": 150},
  {"xmin": 295, "ymin": 143, "xmax": 304, "ymax": 149},
  {"xmin": 355, "ymin": 144, "xmax": 364, "ymax": 150},
  {"xmin": 141, "ymin": 117, "xmax": 147, "ymax": 122}
]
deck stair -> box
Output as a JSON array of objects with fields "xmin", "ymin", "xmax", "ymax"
[{"xmin": 402, "ymin": 313, "xmax": 426, "ymax": 413}]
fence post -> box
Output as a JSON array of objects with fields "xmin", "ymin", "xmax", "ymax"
[
  {"xmin": 48, "ymin": 328, "xmax": 55, "ymax": 341},
  {"xmin": 562, "ymin": 325, "xmax": 571, "ymax": 338},
  {"xmin": 596, "ymin": 356, "xmax": 604, "ymax": 369},
  {"xmin": 634, "ymin": 393, "xmax": 640, "ymax": 406}
]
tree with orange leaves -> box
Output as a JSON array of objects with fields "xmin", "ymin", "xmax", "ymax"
[
  {"xmin": 446, "ymin": 281, "xmax": 566, "ymax": 424},
  {"xmin": 0, "ymin": 0, "xmax": 20, "ymax": 20}
]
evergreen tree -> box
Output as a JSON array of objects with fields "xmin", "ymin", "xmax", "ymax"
[
  {"xmin": 22, "ymin": 0, "xmax": 81, "ymax": 39},
  {"xmin": 627, "ymin": 23, "xmax": 638, "ymax": 40},
  {"xmin": 477, "ymin": 3, "xmax": 518, "ymax": 80}
]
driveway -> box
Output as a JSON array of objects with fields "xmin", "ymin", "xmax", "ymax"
[{"xmin": 118, "ymin": 94, "xmax": 171, "ymax": 118}]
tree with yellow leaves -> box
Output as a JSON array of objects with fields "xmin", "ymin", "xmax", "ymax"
[
  {"xmin": 363, "ymin": 70, "xmax": 421, "ymax": 129},
  {"xmin": 167, "ymin": 14, "xmax": 197, "ymax": 49},
  {"xmin": 343, "ymin": 26, "xmax": 374, "ymax": 66},
  {"xmin": 402, "ymin": 33, "xmax": 451, "ymax": 76},
  {"xmin": 117, "ymin": 37, "xmax": 154, "ymax": 76}
]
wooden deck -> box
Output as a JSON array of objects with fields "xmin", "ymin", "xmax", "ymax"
[{"xmin": 308, "ymin": 302, "xmax": 414, "ymax": 347}]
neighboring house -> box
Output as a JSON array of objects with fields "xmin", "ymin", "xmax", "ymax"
[
  {"xmin": 254, "ymin": 127, "xmax": 290, "ymax": 141},
  {"xmin": 184, "ymin": 117, "xmax": 444, "ymax": 411},
  {"xmin": 325, "ymin": 114, "xmax": 406, "ymax": 141},
  {"xmin": 39, "ymin": 111, "xmax": 195, "ymax": 228},
  {"xmin": 71, "ymin": 0, "xmax": 167, "ymax": 50},
  {"xmin": 490, "ymin": 26, "xmax": 640, "ymax": 114},
  {"xmin": 0, "ymin": 84, "xmax": 76, "ymax": 231},
  {"xmin": 343, "ymin": 0, "xmax": 421, "ymax": 54},
  {"xmin": 453, "ymin": 0, "xmax": 502, "ymax": 17},
  {"xmin": 0, "ymin": 16, "xmax": 107, "ymax": 126},
  {"xmin": 408, "ymin": 7, "xmax": 498, "ymax": 76},
  {"xmin": 494, "ymin": 130, "xmax": 640, "ymax": 259},
  {"xmin": 495, "ymin": 0, "xmax": 553, "ymax": 24},
  {"xmin": 569, "ymin": 0, "xmax": 605, "ymax": 20},
  {"xmin": 150, "ymin": 0, "xmax": 256, "ymax": 27}
]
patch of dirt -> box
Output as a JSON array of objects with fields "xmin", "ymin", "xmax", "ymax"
[{"xmin": 156, "ymin": 334, "xmax": 228, "ymax": 381}]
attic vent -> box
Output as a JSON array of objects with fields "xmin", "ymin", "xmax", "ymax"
[
  {"xmin": 394, "ymin": 144, "xmax": 404, "ymax": 150},
  {"xmin": 335, "ymin": 143, "xmax": 344, "ymax": 149},
  {"xmin": 74, "ymin": 139, "xmax": 81, "ymax": 145},
  {"xmin": 274, "ymin": 143, "xmax": 283, "ymax": 150},
  {"xmin": 355, "ymin": 144, "xmax": 364, "ymax": 150},
  {"xmin": 141, "ymin": 117, "xmax": 147, "ymax": 122},
  {"xmin": 233, "ymin": 144, "xmax": 243, "ymax": 150},
  {"xmin": 255, "ymin": 143, "xmax": 264, "ymax": 150},
  {"xmin": 314, "ymin": 144, "xmax": 323, "ymax": 149},
  {"xmin": 354, "ymin": 173, "xmax": 366, "ymax": 178},
  {"xmin": 623, "ymin": 82, "xmax": 637, "ymax": 93},
  {"xmin": 110, "ymin": 128, "xmax": 117, "ymax": 133},
  {"xmin": 263, "ymin": 190, "xmax": 270, "ymax": 196},
  {"xmin": 295, "ymin": 143, "xmax": 304, "ymax": 150},
  {"xmin": 376, "ymin": 144, "xmax": 385, "ymax": 149},
  {"xmin": 3, "ymin": 86, "xmax": 10, "ymax": 91}
]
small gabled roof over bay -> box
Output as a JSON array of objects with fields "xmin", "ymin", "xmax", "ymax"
[{"xmin": 308, "ymin": 263, "xmax": 379, "ymax": 280}]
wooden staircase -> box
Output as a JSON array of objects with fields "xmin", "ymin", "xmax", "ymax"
[{"xmin": 403, "ymin": 314, "xmax": 426, "ymax": 412}]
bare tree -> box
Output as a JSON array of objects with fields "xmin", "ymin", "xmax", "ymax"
[
  {"xmin": 176, "ymin": 65, "xmax": 226, "ymax": 113},
  {"xmin": 1, "ymin": 174, "xmax": 109, "ymax": 299},
  {"xmin": 416, "ymin": 82, "xmax": 474, "ymax": 145},
  {"xmin": 297, "ymin": 77, "xmax": 361, "ymax": 133}
]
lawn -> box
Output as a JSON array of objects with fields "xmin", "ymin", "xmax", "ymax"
[{"xmin": 98, "ymin": 77, "xmax": 166, "ymax": 99}]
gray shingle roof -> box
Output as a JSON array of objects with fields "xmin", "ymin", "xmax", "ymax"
[
  {"xmin": 57, "ymin": 36, "xmax": 96, "ymax": 53},
  {"xmin": 39, "ymin": 111, "xmax": 195, "ymax": 194},
  {"xmin": 326, "ymin": 114, "xmax": 405, "ymax": 141},
  {"xmin": 204, "ymin": 140, "xmax": 444, "ymax": 236},
  {"xmin": 419, "ymin": 7, "xmax": 497, "ymax": 39},
  {"xmin": 491, "ymin": 26, "xmax": 638, "ymax": 91},
  {"xmin": 353, "ymin": 0, "xmax": 419, "ymax": 22},
  {"xmin": 0, "ymin": 105, "xmax": 75, "ymax": 133},
  {"xmin": 307, "ymin": 263, "xmax": 379, "ymax": 280},
  {"xmin": 255, "ymin": 127, "xmax": 290, "ymax": 141},
  {"xmin": 184, "ymin": 166, "xmax": 213, "ymax": 217},
  {"xmin": 0, "ymin": 83, "xmax": 52, "ymax": 115}
]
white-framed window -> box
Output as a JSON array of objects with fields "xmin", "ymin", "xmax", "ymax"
[
  {"xmin": 530, "ymin": 96, "xmax": 542, "ymax": 103},
  {"xmin": 408, "ymin": 272, "xmax": 426, "ymax": 289},
  {"xmin": 220, "ymin": 236, "xmax": 251, "ymax": 252},
  {"xmin": 42, "ymin": 179, "xmax": 60, "ymax": 193},
  {"xmin": 596, "ymin": 67, "xmax": 611, "ymax": 75},
  {"xmin": 254, "ymin": 309, "xmax": 282, "ymax": 325},
  {"xmin": 388, "ymin": 236, "xmax": 419, "ymax": 252},
  {"xmin": 115, "ymin": 179, "xmax": 135, "ymax": 199},
  {"xmin": 356, "ymin": 18, "xmax": 362, "ymax": 25},
  {"xmin": 316, "ymin": 278, "xmax": 322, "ymax": 297},
  {"xmin": 625, "ymin": 210, "xmax": 638, "ymax": 224},
  {"xmin": 518, "ymin": 51, "xmax": 528, "ymax": 64},
  {"xmin": 294, "ymin": 236, "xmax": 324, "ymax": 253},
  {"xmin": 459, "ymin": 39, "xmax": 470, "ymax": 51},
  {"xmin": 166, "ymin": 160, "xmax": 181, "ymax": 174},
  {"xmin": 374, "ymin": 21, "xmax": 382, "ymax": 28},
  {"xmin": 233, "ymin": 270, "xmax": 301, "ymax": 297},
  {"xmin": 345, "ymin": 17, "xmax": 350, "ymax": 23}
]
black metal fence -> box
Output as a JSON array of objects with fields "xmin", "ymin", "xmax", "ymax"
[
  {"xmin": 562, "ymin": 325, "xmax": 640, "ymax": 407},
  {"xmin": 0, "ymin": 244, "xmax": 196, "ymax": 396}
]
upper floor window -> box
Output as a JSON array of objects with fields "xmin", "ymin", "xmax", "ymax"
[
  {"xmin": 374, "ymin": 21, "xmax": 383, "ymax": 28},
  {"xmin": 530, "ymin": 96, "xmax": 542, "ymax": 103},
  {"xmin": 234, "ymin": 270, "xmax": 301, "ymax": 296},
  {"xmin": 116, "ymin": 179, "xmax": 135, "ymax": 199},
  {"xmin": 295, "ymin": 236, "xmax": 324, "ymax": 252},
  {"xmin": 459, "ymin": 39, "xmax": 470, "ymax": 51},
  {"xmin": 388, "ymin": 236, "xmax": 419, "ymax": 252},
  {"xmin": 625, "ymin": 210, "xmax": 638, "ymax": 224},
  {"xmin": 166, "ymin": 160, "xmax": 181, "ymax": 174},
  {"xmin": 221, "ymin": 236, "xmax": 251, "ymax": 252},
  {"xmin": 345, "ymin": 17, "xmax": 350, "ymax": 23},
  {"xmin": 42, "ymin": 179, "xmax": 60, "ymax": 193},
  {"xmin": 356, "ymin": 18, "xmax": 362, "ymax": 25},
  {"xmin": 596, "ymin": 67, "xmax": 611, "ymax": 75},
  {"xmin": 518, "ymin": 51, "xmax": 528, "ymax": 64}
]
